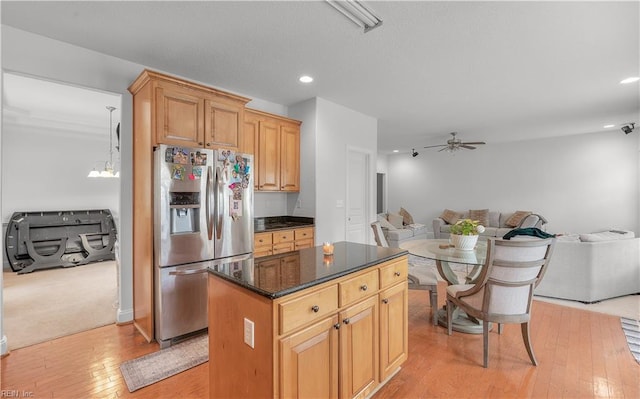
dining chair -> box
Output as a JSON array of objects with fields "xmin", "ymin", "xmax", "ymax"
[
  {"xmin": 446, "ymin": 237, "xmax": 556, "ymax": 367},
  {"xmin": 371, "ymin": 221, "xmax": 439, "ymax": 325}
]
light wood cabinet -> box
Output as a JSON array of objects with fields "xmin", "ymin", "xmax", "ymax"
[
  {"xmin": 208, "ymin": 255, "xmax": 408, "ymax": 399},
  {"xmin": 155, "ymin": 81, "xmax": 205, "ymax": 147},
  {"xmin": 245, "ymin": 109, "xmax": 301, "ymax": 192},
  {"xmin": 254, "ymin": 227, "xmax": 314, "ymax": 258},
  {"xmin": 204, "ymin": 98, "xmax": 245, "ymax": 150}
]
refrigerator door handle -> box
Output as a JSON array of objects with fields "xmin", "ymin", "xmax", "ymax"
[
  {"xmin": 169, "ymin": 268, "xmax": 209, "ymax": 276},
  {"xmin": 215, "ymin": 166, "xmax": 224, "ymax": 239},
  {"xmin": 206, "ymin": 165, "xmax": 213, "ymax": 240}
]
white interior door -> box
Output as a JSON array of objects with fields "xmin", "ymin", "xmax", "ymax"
[{"xmin": 346, "ymin": 149, "xmax": 370, "ymax": 244}]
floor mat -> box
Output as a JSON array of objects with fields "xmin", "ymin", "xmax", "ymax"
[{"xmin": 621, "ymin": 317, "xmax": 640, "ymax": 364}]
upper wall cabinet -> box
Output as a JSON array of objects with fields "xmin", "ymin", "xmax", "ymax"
[
  {"xmin": 243, "ymin": 109, "xmax": 301, "ymax": 192},
  {"xmin": 129, "ymin": 70, "xmax": 250, "ymax": 150}
]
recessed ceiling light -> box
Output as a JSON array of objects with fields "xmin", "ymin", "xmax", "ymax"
[
  {"xmin": 620, "ymin": 77, "xmax": 639, "ymax": 84},
  {"xmin": 299, "ymin": 75, "xmax": 313, "ymax": 83},
  {"xmin": 392, "ymin": 150, "xmax": 399, "ymax": 153},
  {"xmin": 603, "ymin": 124, "xmax": 615, "ymax": 128}
]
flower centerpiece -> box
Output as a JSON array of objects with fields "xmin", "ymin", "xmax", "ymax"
[{"xmin": 449, "ymin": 218, "xmax": 485, "ymax": 250}]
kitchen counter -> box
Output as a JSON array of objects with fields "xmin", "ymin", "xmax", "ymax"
[
  {"xmin": 208, "ymin": 241, "xmax": 407, "ymax": 298},
  {"xmin": 253, "ymin": 215, "xmax": 314, "ymax": 232},
  {"xmin": 207, "ymin": 241, "xmax": 409, "ymax": 398}
]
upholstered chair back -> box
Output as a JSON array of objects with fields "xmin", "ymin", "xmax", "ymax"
[{"xmin": 371, "ymin": 221, "xmax": 389, "ymax": 247}]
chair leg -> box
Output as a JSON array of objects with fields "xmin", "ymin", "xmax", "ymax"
[
  {"xmin": 498, "ymin": 323, "xmax": 503, "ymax": 334},
  {"xmin": 483, "ymin": 320, "xmax": 490, "ymax": 368},
  {"xmin": 430, "ymin": 287, "xmax": 438, "ymax": 326},
  {"xmin": 446, "ymin": 300, "xmax": 453, "ymax": 335},
  {"xmin": 521, "ymin": 322, "xmax": 538, "ymax": 366}
]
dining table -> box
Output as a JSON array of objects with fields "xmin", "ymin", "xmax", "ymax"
[{"xmin": 400, "ymin": 238, "xmax": 490, "ymax": 334}]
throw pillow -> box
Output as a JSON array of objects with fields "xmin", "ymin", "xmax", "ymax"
[
  {"xmin": 388, "ymin": 213, "xmax": 404, "ymax": 229},
  {"xmin": 468, "ymin": 209, "xmax": 489, "ymax": 227},
  {"xmin": 399, "ymin": 207, "xmax": 414, "ymax": 225},
  {"xmin": 505, "ymin": 211, "xmax": 532, "ymax": 228},
  {"xmin": 440, "ymin": 209, "xmax": 461, "ymax": 225},
  {"xmin": 377, "ymin": 214, "xmax": 397, "ymax": 230}
]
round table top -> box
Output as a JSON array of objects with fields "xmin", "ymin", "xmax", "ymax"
[{"xmin": 400, "ymin": 238, "xmax": 488, "ymax": 266}]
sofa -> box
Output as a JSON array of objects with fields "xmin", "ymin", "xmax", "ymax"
[
  {"xmin": 377, "ymin": 209, "xmax": 427, "ymax": 248},
  {"xmin": 432, "ymin": 209, "xmax": 547, "ymax": 239},
  {"xmin": 535, "ymin": 230, "xmax": 640, "ymax": 303}
]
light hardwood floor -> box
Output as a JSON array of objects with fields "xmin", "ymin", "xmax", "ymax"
[{"xmin": 1, "ymin": 285, "xmax": 638, "ymax": 398}]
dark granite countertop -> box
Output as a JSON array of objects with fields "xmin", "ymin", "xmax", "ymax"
[
  {"xmin": 254, "ymin": 216, "xmax": 314, "ymax": 233},
  {"xmin": 208, "ymin": 241, "xmax": 407, "ymax": 299}
]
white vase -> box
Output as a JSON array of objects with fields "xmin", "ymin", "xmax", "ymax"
[{"xmin": 450, "ymin": 234, "xmax": 479, "ymax": 250}]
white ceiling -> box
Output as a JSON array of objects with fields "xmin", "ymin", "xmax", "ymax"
[{"xmin": 2, "ymin": 1, "xmax": 638, "ymax": 153}]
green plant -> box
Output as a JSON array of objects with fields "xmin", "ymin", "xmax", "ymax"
[{"xmin": 450, "ymin": 219, "xmax": 485, "ymax": 235}]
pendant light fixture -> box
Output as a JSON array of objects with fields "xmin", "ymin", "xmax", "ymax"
[{"xmin": 88, "ymin": 106, "xmax": 119, "ymax": 178}]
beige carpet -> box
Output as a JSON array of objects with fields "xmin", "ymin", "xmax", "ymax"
[{"xmin": 3, "ymin": 260, "xmax": 118, "ymax": 350}]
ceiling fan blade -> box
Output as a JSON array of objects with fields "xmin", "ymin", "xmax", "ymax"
[
  {"xmin": 438, "ymin": 147, "xmax": 449, "ymax": 152},
  {"xmin": 460, "ymin": 145, "xmax": 477, "ymax": 150},
  {"xmin": 461, "ymin": 141, "xmax": 486, "ymax": 145},
  {"xmin": 424, "ymin": 144, "xmax": 447, "ymax": 149}
]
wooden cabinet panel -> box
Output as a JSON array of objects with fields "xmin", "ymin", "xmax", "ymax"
[
  {"xmin": 279, "ymin": 285, "xmax": 338, "ymax": 335},
  {"xmin": 204, "ymin": 99, "xmax": 243, "ymax": 150},
  {"xmin": 340, "ymin": 295, "xmax": 379, "ymax": 399},
  {"xmin": 280, "ymin": 123, "xmax": 300, "ymax": 191},
  {"xmin": 279, "ymin": 315, "xmax": 339, "ymax": 399},
  {"xmin": 155, "ymin": 81, "xmax": 204, "ymax": 147},
  {"xmin": 258, "ymin": 120, "xmax": 281, "ymax": 191},
  {"xmin": 273, "ymin": 230, "xmax": 294, "ymax": 244},
  {"xmin": 294, "ymin": 227, "xmax": 314, "ymax": 241},
  {"xmin": 339, "ymin": 269, "xmax": 379, "ymax": 307},
  {"xmin": 379, "ymin": 282, "xmax": 408, "ymax": 381},
  {"xmin": 246, "ymin": 108, "xmax": 301, "ymax": 192},
  {"xmin": 254, "ymin": 227, "xmax": 314, "ymax": 258},
  {"xmin": 273, "ymin": 242, "xmax": 295, "ymax": 254},
  {"xmin": 379, "ymin": 259, "xmax": 408, "ymax": 289}
]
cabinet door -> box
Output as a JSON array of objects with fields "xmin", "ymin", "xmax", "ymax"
[
  {"xmin": 280, "ymin": 124, "xmax": 300, "ymax": 191},
  {"xmin": 255, "ymin": 258, "xmax": 280, "ymax": 292},
  {"xmin": 280, "ymin": 315, "xmax": 339, "ymax": 399},
  {"xmin": 204, "ymin": 99, "xmax": 243, "ymax": 150},
  {"xmin": 155, "ymin": 82, "xmax": 204, "ymax": 147},
  {"xmin": 379, "ymin": 282, "xmax": 408, "ymax": 380},
  {"xmin": 258, "ymin": 120, "xmax": 281, "ymax": 191},
  {"xmin": 340, "ymin": 296, "xmax": 379, "ymax": 399}
]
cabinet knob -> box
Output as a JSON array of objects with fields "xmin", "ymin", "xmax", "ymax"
[
  {"xmin": 343, "ymin": 318, "xmax": 350, "ymax": 325},
  {"xmin": 382, "ymin": 298, "xmax": 389, "ymax": 304},
  {"xmin": 198, "ymin": 142, "xmax": 203, "ymax": 146},
  {"xmin": 206, "ymin": 143, "xmax": 211, "ymax": 146},
  {"xmin": 311, "ymin": 305, "xmax": 319, "ymax": 313},
  {"xmin": 334, "ymin": 323, "xmax": 341, "ymax": 330},
  {"xmin": 394, "ymin": 271, "xmax": 401, "ymax": 277},
  {"xmin": 360, "ymin": 284, "xmax": 368, "ymax": 291}
]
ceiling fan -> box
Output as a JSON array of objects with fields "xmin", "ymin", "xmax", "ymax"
[{"xmin": 424, "ymin": 132, "xmax": 486, "ymax": 152}]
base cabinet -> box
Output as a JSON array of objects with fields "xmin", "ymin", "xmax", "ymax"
[{"xmin": 208, "ymin": 255, "xmax": 408, "ymax": 399}]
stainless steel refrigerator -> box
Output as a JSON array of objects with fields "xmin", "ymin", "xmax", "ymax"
[{"xmin": 154, "ymin": 144, "xmax": 253, "ymax": 347}]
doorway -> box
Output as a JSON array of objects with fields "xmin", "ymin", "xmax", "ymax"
[
  {"xmin": 1, "ymin": 72, "xmax": 121, "ymax": 350},
  {"xmin": 346, "ymin": 148, "xmax": 372, "ymax": 244}
]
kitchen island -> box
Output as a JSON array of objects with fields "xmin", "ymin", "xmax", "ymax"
[{"xmin": 207, "ymin": 241, "xmax": 409, "ymax": 399}]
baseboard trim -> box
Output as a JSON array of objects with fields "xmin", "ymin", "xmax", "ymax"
[{"xmin": 117, "ymin": 308, "xmax": 134, "ymax": 324}]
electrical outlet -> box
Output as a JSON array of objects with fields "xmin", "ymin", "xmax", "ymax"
[{"xmin": 244, "ymin": 318, "xmax": 254, "ymax": 348}]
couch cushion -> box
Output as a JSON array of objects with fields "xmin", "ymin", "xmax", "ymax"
[
  {"xmin": 468, "ymin": 209, "xmax": 489, "ymax": 227},
  {"xmin": 505, "ymin": 211, "xmax": 532, "ymax": 227},
  {"xmin": 399, "ymin": 207, "xmax": 414, "ymax": 225},
  {"xmin": 386, "ymin": 228, "xmax": 413, "ymax": 240},
  {"xmin": 377, "ymin": 214, "xmax": 397, "ymax": 230},
  {"xmin": 440, "ymin": 209, "xmax": 461, "ymax": 225},
  {"xmin": 579, "ymin": 230, "xmax": 635, "ymax": 242},
  {"xmin": 388, "ymin": 213, "xmax": 404, "ymax": 229}
]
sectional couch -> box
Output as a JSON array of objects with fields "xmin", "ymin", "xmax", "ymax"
[
  {"xmin": 432, "ymin": 209, "xmax": 547, "ymax": 239},
  {"xmin": 535, "ymin": 231, "xmax": 640, "ymax": 303}
]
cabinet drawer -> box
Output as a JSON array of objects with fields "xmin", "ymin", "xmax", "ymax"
[
  {"xmin": 294, "ymin": 227, "xmax": 314, "ymax": 240},
  {"xmin": 273, "ymin": 242, "xmax": 295, "ymax": 254},
  {"xmin": 294, "ymin": 238, "xmax": 314, "ymax": 250},
  {"xmin": 339, "ymin": 270, "xmax": 379, "ymax": 307},
  {"xmin": 379, "ymin": 258, "xmax": 408, "ymax": 289},
  {"xmin": 279, "ymin": 285, "xmax": 338, "ymax": 335},
  {"xmin": 273, "ymin": 230, "xmax": 295, "ymax": 243},
  {"xmin": 254, "ymin": 247, "xmax": 273, "ymax": 258},
  {"xmin": 254, "ymin": 232, "xmax": 273, "ymax": 246}
]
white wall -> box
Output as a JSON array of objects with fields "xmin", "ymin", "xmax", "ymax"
[
  {"xmin": 0, "ymin": 26, "xmax": 292, "ymax": 353},
  {"xmin": 288, "ymin": 98, "xmax": 317, "ymax": 219},
  {"xmin": 312, "ymin": 98, "xmax": 377, "ymax": 244},
  {"xmin": 386, "ymin": 131, "xmax": 640, "ymax": 235}
]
